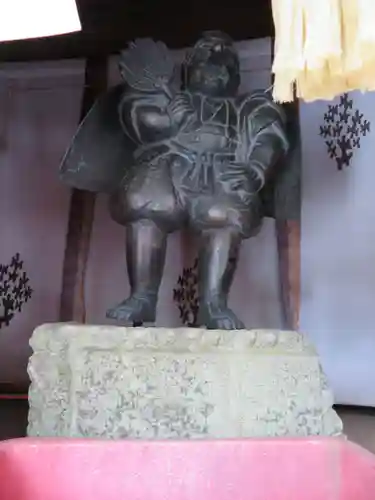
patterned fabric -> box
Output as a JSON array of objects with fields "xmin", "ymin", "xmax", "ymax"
[
  {"xmin": 0, "ymin": 253, "xmax": 33, "ymax": 329},
  {"xmin": 320, "ymin": 93, "xmax": 371, "ymax": 171},
  {"xmin": 173, "ymin": 258, "xmax": 199, "ymax": 326}
]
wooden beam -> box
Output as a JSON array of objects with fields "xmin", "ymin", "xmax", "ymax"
[
  {"xmin": 0, "ymin": 4, "xmax": 273, "ymax": 62},
  {"xmin": 59, "ymin": 57, "xmax": 108, "ymax": 322}
]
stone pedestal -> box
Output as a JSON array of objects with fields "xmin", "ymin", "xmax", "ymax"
[{"xmin": 27, "ymin": 324, "xmax": 342, "ymax": 439}]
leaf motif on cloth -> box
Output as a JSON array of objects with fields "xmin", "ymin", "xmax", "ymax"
[
  {"xmin": 173, "ymin": 257, "xmax": 199, "ymax": 327},
  {"xmin": 319, "ymin": 93, "xmax": 371, "ymax": 170},
  {"xmin": 0, "ymin": 253, "xmax": 33, "ymax": 329}
]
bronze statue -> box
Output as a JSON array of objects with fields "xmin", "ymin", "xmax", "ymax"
[{"xmin": 60, "ymin": 31, "xmax": 299, "ymax": 329}]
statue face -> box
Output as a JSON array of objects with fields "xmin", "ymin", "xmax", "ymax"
[{"xmin": 184, "ymin": 31, "xmax": 240, "ymax": 97}]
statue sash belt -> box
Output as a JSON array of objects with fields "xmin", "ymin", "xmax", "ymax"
[{"xmin": 134, "ymin": 142, "xmax": 256, "ymax": 203}]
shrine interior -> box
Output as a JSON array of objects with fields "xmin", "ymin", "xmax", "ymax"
[{"xmin": 0, "ymin": 0, "xmax": 374, "ymax": 453}]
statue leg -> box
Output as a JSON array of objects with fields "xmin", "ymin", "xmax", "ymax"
[
  {"xmin": 190, "ymin": 187, "xmax": 262, "ymax": 330},
  {"xmin": 107, "ymin": 159, "xmax": 184, "ymax": 324},
  {"xmin": 197, "ymin": 229, "xmax": 245, "ymax": 330},
  {"xmin": 106, "ymin": 220, "xmax": 166, "ymax": 323}
]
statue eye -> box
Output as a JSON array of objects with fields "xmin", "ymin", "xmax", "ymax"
[{"xmin": 195, "ymin": 48, "xmax": 209, "ymax": 60}]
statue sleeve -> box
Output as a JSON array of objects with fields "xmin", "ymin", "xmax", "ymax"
[
  {"xmin": 238, "ymin": 92, "xmax": 300, "ymax": 220},
  {"xmin": 59, "ymin": 84, "xmax": 135, "ymax": 193},
  {"xmin": 238, "ymin": 92, "xmax": 288, "ymax": 188},
  {"xmin": 259, "ymin": 100, "xmax": 301, "ymax": 221},
  {"xmin": 118, "ymin": 92, "xmax": 175, "ymax": 145}
]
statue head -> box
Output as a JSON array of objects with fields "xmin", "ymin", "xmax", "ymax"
[{"xmin": 183, "ymin": 31, "xmax": 240, "ymax": 97}]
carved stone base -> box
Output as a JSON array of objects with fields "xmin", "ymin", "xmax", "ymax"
[{"xmin": 27, "ymin": 324, "xmax": 342, "ymax": 439}]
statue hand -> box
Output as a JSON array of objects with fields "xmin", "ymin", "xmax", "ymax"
[
  {"xmin": 167, "ymin": 92, "xmax": 195, "ymax": 126},
  {"xmin": 221, "ymin": 163, "xmax": 264, "ymax": 194}
]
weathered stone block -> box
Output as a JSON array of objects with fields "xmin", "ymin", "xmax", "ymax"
[{"xmin": 27, "ymin": 324, "xmax": 342, "ymax": 439}]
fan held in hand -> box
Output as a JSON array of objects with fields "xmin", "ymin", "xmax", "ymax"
[{"xmin": 119, "ymin": 38, "xmax": 179, "ymax": 99}]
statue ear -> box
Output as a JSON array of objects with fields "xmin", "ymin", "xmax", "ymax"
[
  {"xmin": 172, "ymin": 63, "xmax": 183, "ymax": 91},
  {"xmin": 181, "ymin": 49, "xmax": 193, "ymax": 89},
  {"xmin": 230, "ymin": 70, "xmax": 241, "ymax": 95}
]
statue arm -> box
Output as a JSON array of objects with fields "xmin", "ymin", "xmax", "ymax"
[
  {"xmin": 248, "ymin": 108, "xmax": 289, "ymax": 190},
  {"xmin": 119, "ymin": 92, "xmax": 196, "ymax": 144},
  {"xmin": 237, "ymin": 98, "xmax": 289, "ymax": 192},
  {"xmin": 118, "ymin": 93, "xmax": 173, "ymax": 143}
]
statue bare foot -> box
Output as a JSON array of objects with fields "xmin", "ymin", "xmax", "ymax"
[
  {"xmin": 106, "ymin": 292, "xmax": 157, "ymax": 324},
  {"xmin": 198, "ymin": 303, "xmax": 245, "ymax": 330}
]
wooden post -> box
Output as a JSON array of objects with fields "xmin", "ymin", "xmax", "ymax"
[
  {"xmin": 275, "ymin": 99, "xmax": 301, "ymax": 331},
  {"xmin": 59, "ymin": 57, "xmax": 108, "ymax": 323},
  {"xmin": 269, "ymin": 37, "xmax": 302, "ymax": 331},
  {"xmin": 276, "ymin": 219, "xmax": 301, "ymax": 330}
]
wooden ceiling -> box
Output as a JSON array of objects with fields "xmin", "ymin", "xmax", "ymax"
[{"xmin": 0, "ymin": 0, "xmax": 273, "ymax": 62}]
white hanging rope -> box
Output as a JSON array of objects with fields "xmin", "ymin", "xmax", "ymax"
[{"xmin": 272, "ymin": 0, "xmax": 375, "ymax": 102}]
